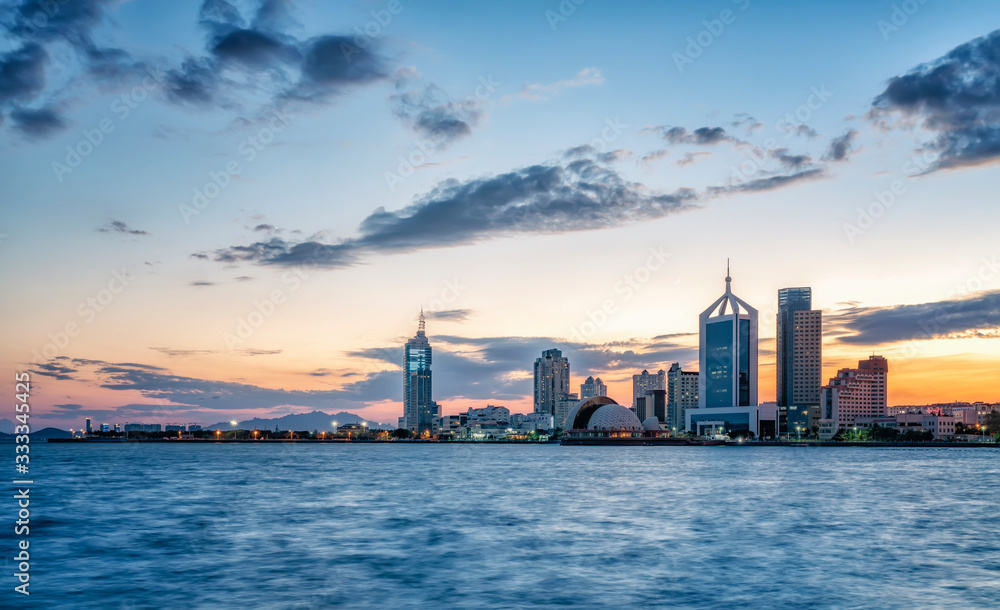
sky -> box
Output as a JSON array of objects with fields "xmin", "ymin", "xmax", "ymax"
[{"xmin": 2, "ymin": 0, "xmax": 1000, "ymax": 430}]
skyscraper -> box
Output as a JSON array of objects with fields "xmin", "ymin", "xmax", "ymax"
[
  {"xmin": 534, "ymin": 349, "xmax": 570, "ymax": 417},
  {"xmin": 699, "ymin": 267, "xmax": 758, "ymax": 409},
  {"xmin": 632, "ymin": 369, "xmax": 666, "ymax": 409},
  {"xmin": 85, "ymin": 418, "xmax": 92, "ymax": 435},
  {"xmin": 667, "ymin": 363, "xmax": 699, "ymax": 431},
  {"xmin": 776, "ymin": 287, "xmax": 823, "ymax": 436},
  {"xmin": 403, "ymin": 309, "xmax": 434, "ymax": 434},
  {"xmin": 687, "ymin": 264, "xmax": 776, "ymax": 438},
  {"xmin": 580, "ymin": 376, "xmax": 607, "ymax": 400}
]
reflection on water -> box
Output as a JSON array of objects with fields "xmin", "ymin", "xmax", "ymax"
[{"xmin": 6, "ymin": 443, "xmax": 1000, "ymax": 608}]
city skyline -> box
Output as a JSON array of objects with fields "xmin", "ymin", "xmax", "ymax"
[{"xmin": 4, "ymin": 2, "xmax": 1000, "ymax": 430}]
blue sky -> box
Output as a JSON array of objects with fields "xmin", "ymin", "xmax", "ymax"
[{"xmin": 2, "ymin": 0, "xmax": 1000, "ymax": 428}]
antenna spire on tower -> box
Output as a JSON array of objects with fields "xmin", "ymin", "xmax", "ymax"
[
  {"xmin": 725, "ymin": 258, "xmax": 732, "ymax": 288},
  {"xmin": 418, "ymin": 307, "xmax": 426, "ymax": 334}
]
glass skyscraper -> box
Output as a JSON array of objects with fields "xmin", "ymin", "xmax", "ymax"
[
  {"xmin": 699, "ymin": 270, "xmax": 758, "ymax": 410},
  {"xmin": 776, "ymin": 287, "xmax": 822, "ymax": 436},
  {"xmin": 687, "ymin": 265, "xmax": 777, "ymax": 438},
  {"xmin": 403, "ymin": 310, "xmax": 434, "ymax": 434}
]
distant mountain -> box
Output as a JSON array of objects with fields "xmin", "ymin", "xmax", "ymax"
[
  {"xmin": 0, "ymin": 427, "xmax": 72, "ymax": 439},
  {"xmin": 205, "ymin": 410, "xmax": 392, "ymax": 432}
]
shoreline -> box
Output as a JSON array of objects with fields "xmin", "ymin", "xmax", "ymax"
[{"xmin": 40, "ymin": 438, "xmax": 1000, "ymax": 447}]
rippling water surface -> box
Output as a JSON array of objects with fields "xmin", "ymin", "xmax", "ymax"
[{"xmin": 5, "ymin": 443, "xmax": 1000, "ymax": 608}]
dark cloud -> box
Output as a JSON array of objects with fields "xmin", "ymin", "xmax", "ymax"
[
  {"xmin": 827, "ymin": 289, "xmax": 1000, "ymax": 345},
  {"xmin": 96, "ymin": 220, "xmax": 149, "ymax": 235},
  {"xmin": 190, "ymin": 253, "xmax": 209, "ymax": 260},
  {"xmin": 426, "ymin": 309, "xmax": 474, "ymax": 322},
  {"xmin": 190, "ymin": 281, "xmax": 216, "ymax": 287},
  {"xmin": 390, "ymin": 80, "xmax": 480, "ymax": 149},
  {"xmin": 710, "ymin": 167, "xmax": 825, "ymax": 195},
  {"xmin": 870, "ymin": 29, "xmax": 1000, "ymax": 171},
  {"xmin": 0, "ymin": 44, "xmax": 48, "ymax": 105},
  {"xmin": 31, "ymin": 360, "xmax": 77, "ymax": 380},
  {"xmin": 2, "ymin": 0, "xmax": 389, "ymax": 139},
  {"xmin": 253, "ymin": 223, "xmax": 276, "ymax": 231},
  {"xmin": 770, "ymin": 148, "xmax": 812, "ymax": 169},
  {"xmin": 0, "ymin": 1, "xmax": 145, "ymax": 137},
  {"xmin": 823, "ymin": 129, "xmax": 858, "ymax": 162},
  {"xmin": 8, "ymin": 105, "xmax": 66, "ymax": 136},
  {"xmin": 660, "ymin": 126, "xmax": 737, "ymax": 145},
  {"xmin": 207, "ymin": 157, "xmax": 699, "ymax": 267}
]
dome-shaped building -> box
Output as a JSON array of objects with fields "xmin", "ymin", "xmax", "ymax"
[
  {"xmin": 642, "ymin": 417, "xmax": 662, "ymax": 431},
  {"xmin": 564, "ymin": 396, "xmax": 642, "ymax": 431}
]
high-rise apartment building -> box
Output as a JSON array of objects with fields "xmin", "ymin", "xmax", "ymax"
[
  {"xmin": 667, "ymin": 363, "xmax": 699, "ymax": 431},
  {"xmin": 580, "ymin": 376, "xmax": 607, "ymax": 401},
  {"xmin": 632, "ymin": 369, "xmax": 666, "ymax": 409},
  {"xmin": 776, "ymin": 287, "xmax": 823, "ymax": 436},
  {"xmin": 534, "ymin": 349, "xmax": 570, "ymax": 417},
  {"xmin": 818, "ymin": 355, "xmax": 889, "ymax": 438},
  {"xmin": 403, "ymin": 310, "xmax": 435, "ymax": 434}
]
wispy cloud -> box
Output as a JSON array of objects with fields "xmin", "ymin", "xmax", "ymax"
[
  {"xmin": 97, "ymin": 220, "xmax": 149, "ymax": 235},
  {"xmin": 519, "ymin": 67, "xmax": 604, "ymax": 101}
]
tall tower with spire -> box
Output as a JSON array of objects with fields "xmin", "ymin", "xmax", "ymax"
[
  {"xmin": 403, "ymin": 308, "xmax": 434, "ymax": 434},
  {"xmin": 698, "ymin": 262, "xmax": 759, "ymax": 409}
]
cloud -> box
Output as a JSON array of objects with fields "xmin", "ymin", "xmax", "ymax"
[
  {"xmin": 676, "ymin": 151, "xmax": 714, "ymax": 167},
  {"xmin": 710, "ymin": 167, "xmax": 825, "ymax": 195},
  {"xmin": 870, "ymin": 29, "xmax": 1000, "ymax": 171},
  {"xmin": 823, "ymin": 129, "xmax": 859, "ymax": 162},
  {"xmin": 426, "ymin": 309, "xmax": 474, "ymax": 322},
  {"xmin": 519, "ymin": 67, "xmax": 604, "ymax": 101},
  {"xmin": 189, "ymin": 281, "xmax": 216, "ymax": 287},
  {"xmin": 8, "ymin": 105, "xmax": 67, "ymax": 136},
  {"xmin": 657, "ymin": 126, "xmax": 738, "ymax": 146},
  {"xmin": 389, "ymin": 71, "xmax": 484, "ymax": 149},
  {"xmin": 2, "ymin": 0, "xmax": 390, "ymax": 139},
  {"xmin": 731, "ymin": 113, "xmax": 763, "ymax": 133},
  {"xmin": 31, "ymin": 360, "xmax": 78, "ymax": 380},
  {"xmin": 827, "ymin": 289, "xmax": 1000, "ymax": 345},
  {"xmin": 639, "ymin": 149, "xmax": 670, "ymax": 165},
  {"xmin": 207, "ymin": 155, "xmax": 699, "ymax": 267},
  {"xmin": 769, "ymin": 148, "xmax": 812, "ymax": 169},
  {"xmin": 96, "ymin": 220, "xmax": 149, "ymax": 235},
  {"xmin": 0, "ymin": 44, "xmax": 48, "ymax": 105},
  {"xmin": 253, "ymin": 223, "xmax": 276, "ymax": 231}
]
